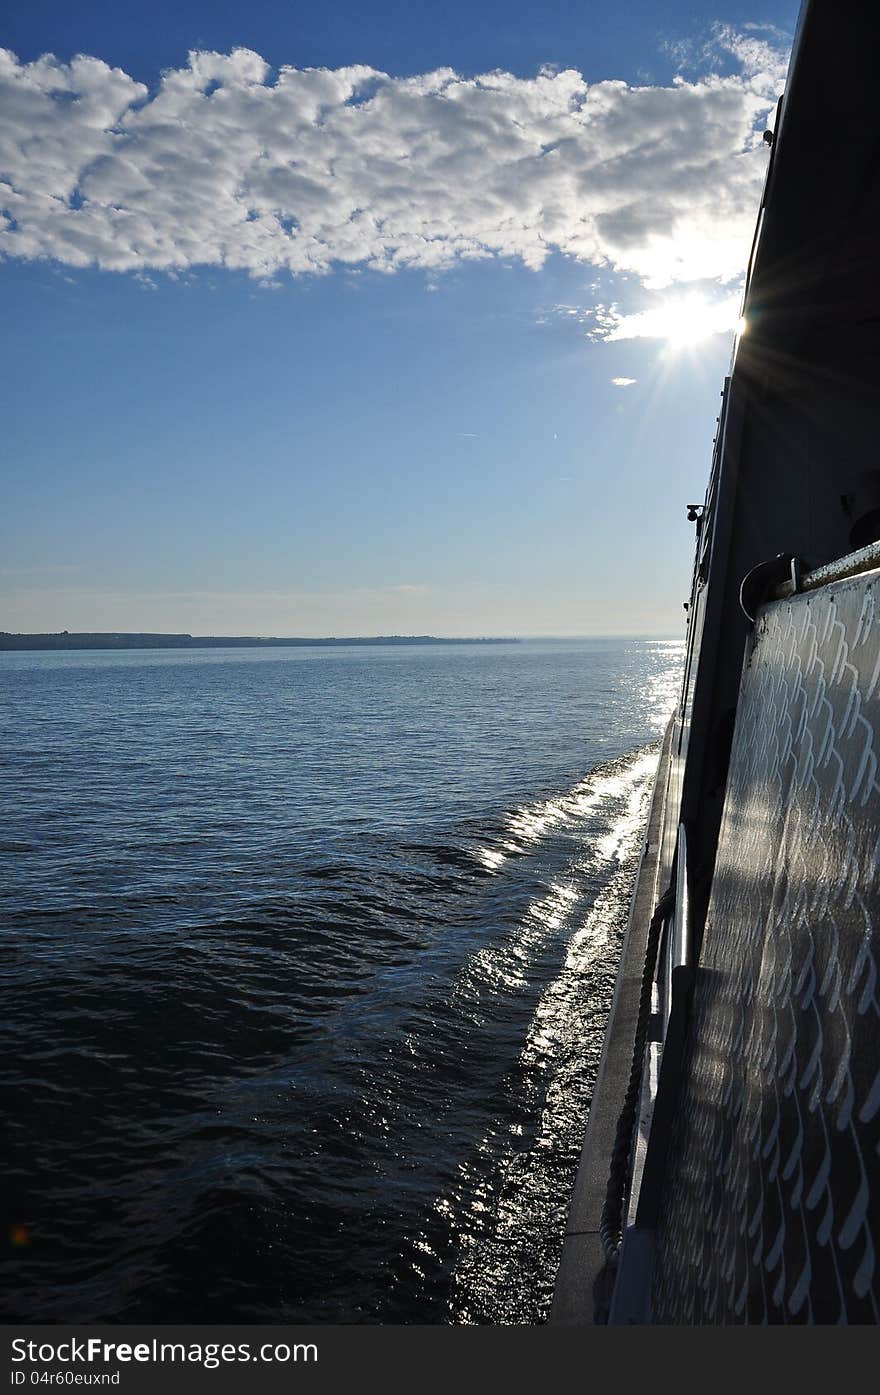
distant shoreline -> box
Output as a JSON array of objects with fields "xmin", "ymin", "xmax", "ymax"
[{"xmin": 0, "ymin": 632, "xmax": 517, "ymax": 652}]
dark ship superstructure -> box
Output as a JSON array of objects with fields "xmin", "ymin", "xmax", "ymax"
[{"xmin": 553, "ymin": 0, "xmax": 880, "ymax": 1323}]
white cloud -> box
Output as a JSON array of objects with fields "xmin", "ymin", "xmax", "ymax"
[
  {"xmin": 611, "ymin": 376, "xmax": 637, "ymax": 386},
  {"xmin": 546, "ymin": 284, "xmax": 742, "ymax": 343},
  {"xmin": 595, "ymin": 289, "xmax": 742, "ymax": 341},
  {"xmin": 0, "ymin": 30, "xmax": 787, "ymax": 288}
]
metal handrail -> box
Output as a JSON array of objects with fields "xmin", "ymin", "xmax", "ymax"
[
  {"xmin": 608, "ymin": 824, "xmax": 694, "ymax": 1322},
  {"xmin": 796, "ymin": 539, "xmax": 880, "ymax": 594},
  {"xmin": 669, "ymin": 826, "xmax": 691, "ymax": 1007}
]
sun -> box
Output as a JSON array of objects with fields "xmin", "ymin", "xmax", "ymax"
[
  {"xmin": 658, "ymin": 294, "xmax": 733, "ymax": 348},
  {"xmin": 603, "ymin": 291, "xmax": 743, "ymax": 352}
]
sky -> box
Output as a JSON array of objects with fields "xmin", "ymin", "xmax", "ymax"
[{"xmin": 1, "ymin": 1, "xmax": 801, "ymax": 637}]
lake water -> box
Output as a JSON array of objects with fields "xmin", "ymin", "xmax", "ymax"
[{"xmin": 1, "ymin": 637, "xmax": 683, "ymax": 1322}]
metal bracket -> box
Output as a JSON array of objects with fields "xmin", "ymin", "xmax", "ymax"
[{"xmin": 739, "ymin": 552, "xmax": 803, "ymax": 622}]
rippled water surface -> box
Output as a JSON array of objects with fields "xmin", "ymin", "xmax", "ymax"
[{"xmin": 1, "ymin": 638, "xmax": 682, "ymax": 1322}]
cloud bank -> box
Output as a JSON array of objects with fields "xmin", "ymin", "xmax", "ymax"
[{"xmin": 0, "ymin": 28, "xmax": 786, "ymax": 288}]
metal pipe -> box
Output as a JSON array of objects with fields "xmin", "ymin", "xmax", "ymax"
[{"xmin": 770, "ymin": 538, "xmax": 880, "ymax": 601}]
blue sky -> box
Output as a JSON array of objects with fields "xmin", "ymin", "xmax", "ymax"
[{"xmin": 1, "ymin": 1, "xmax": 800, "ymax": 636}]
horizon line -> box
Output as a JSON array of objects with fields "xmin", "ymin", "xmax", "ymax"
[{"xmin": 1, "ymin": 628, "xmax": 684, "ymax": 644}]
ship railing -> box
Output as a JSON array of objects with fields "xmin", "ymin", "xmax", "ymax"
[
  {"xmin": 769, "ymin": 537, "xmax": 880, "ymax": 599},
  {"xmin": 608, "ymin": 822, "xmax": 694, "ymax": 1324}
]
